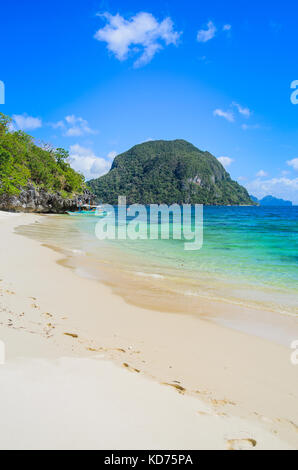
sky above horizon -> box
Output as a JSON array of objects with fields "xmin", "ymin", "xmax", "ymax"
[{"xmin": 1, "ymin": 0, "xmax": 298, "ymax": 203}]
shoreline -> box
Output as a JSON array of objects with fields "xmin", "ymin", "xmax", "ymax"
[
  {"xmin": 0, "ymin": 211, "xmax": 298, "ymax": 449},
  {"xmin": 58, "ymin": 249, "xmax": 298, "ymax": 347},
  {"xmin": 16, "ymin": 213, "xmax": 298, "ymax": 348}
]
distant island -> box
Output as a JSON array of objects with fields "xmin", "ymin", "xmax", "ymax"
[
  {"xmin": 88, "ymin": 140, "xmax": 254, "ymax": 206},
  {"xmin": 250, "ymin": 195, "xmax": 293, "ymax": 207},
  {"xmin": 0, "ymin": 113, "xmax": 93, "ymax": 212}
]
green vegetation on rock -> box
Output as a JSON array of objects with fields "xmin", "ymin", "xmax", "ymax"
[
  {"xmin": 0, "ymin": 113, "xmax": 85, "ymax": 197},
  {"xmin": 88, "ymin": 139, "xmax": 254, "ymax": 205}
]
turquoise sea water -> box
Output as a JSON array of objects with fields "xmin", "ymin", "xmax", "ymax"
[{"xmin": 18, "ymin": 206, "xmax": 298, "ymax": 316}]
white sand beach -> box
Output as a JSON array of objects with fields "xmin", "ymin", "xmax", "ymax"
[{"xmin": 0, "ymin": 211, "xmax": 297, "ymax": 450}]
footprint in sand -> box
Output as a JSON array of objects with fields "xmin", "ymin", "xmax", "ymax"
[
  {"xmin": 122, "ymin": 363, "xmax": 141, "ymax": 374},
  {"xmin": 87, "ymin": 347, "xmax": 103, "ymax": 352},
  {"xmin": 162, "ymin": 382, "xmax": 186, "ymax": 394},
  {"xmin": 286, "ymin": 420, "xmax": 298, "ymax": 432},
  {"xmin": 197, "ymin": 411, "xmax": 227, "ymax": 417},
  {"xmin": 226, "ymin": 438, "xmax": 257, "ymax": 450},
  {"xmin": 211, "ymin": 399, "xmax": 236, "ymax": 407}
]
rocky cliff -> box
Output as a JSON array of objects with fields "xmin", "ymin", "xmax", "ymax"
[{"xmin": 0, "ymin": 185, "xmax": 94, "ymax": 213}]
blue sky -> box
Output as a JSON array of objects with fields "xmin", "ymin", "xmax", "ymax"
[{"xmin": 1, "ymin": 0, "xmax": 298, "ymax": 203}]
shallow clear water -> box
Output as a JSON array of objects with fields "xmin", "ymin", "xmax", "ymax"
[{"xmin": 18, "ymin": 206, "xmax": 298, "ymax": 317}]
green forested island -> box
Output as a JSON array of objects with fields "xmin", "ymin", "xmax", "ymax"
[
  {"xmin": 88, "ymin": 140, "xmax": 254, "ymax": 205},
  {"xmin": 0, "ymin": 113, "xmax": 85, "ymax": 197},
  {"xmin": 0, "ymin": 113, "xmax": 90, "ymax": 212}
]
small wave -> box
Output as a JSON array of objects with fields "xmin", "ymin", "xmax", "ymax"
[
  {"xmin": 184, "ymin": 290, "xmax": 199, "ymax": 297},
  {"xmin": 70, "ymin": 249, "xmax": 86, "ymax": 256},
  {"xmin": 135, "ymin": 271, "xmax": 164, "ymax": 280}
]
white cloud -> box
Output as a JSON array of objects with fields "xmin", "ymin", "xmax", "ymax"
[
  {"xmin": 51, "ymin": 115, "xmax": 97, "ymax": 137},
  {"xmin": 197, "ymin": 21, "xmax": 217, "ymax": 43},
  {"xmin": 94, "ymin": 12, "xmax": 181, "ymax": 67},
  {"xmin": 214, "ymin": 102, "xmax": 253, "ymax": 125},
  {"xmin": 107, "ymin": 150, "xmax": 117, "ymax": 160},
  {"xmin": 223, "ymin": 24, "xmax": 232, "ymax": 31},
  {"xmin": 232, "ymin": 102, "xmax": 251, "ymax": 118},
  {"xmin": 241, "ymin": 123, "xmax": 260, "ymax": 130},
  {"xmin": 69, "ymin": 144, "xmax": 111, "ymax": 180},
  {"xmin": 287, "ymin": 158, "xmax": 298, "ymax": 171},
  {"xmin": 12, "ymin": 114, "xmax": 42, "ymax": 131},
  {"xmin": 245, "ymin": 177, "xmax": 298, "ymax": 204},
  {"xmin": 51, "ymin": 120, "xmax": 65, "ymax": 130},
  {"xmin": 256, "ymin": 170, "xmax": 268, "ymax": 177},
  {"xmin": 217, "ymin": 156, "xmax": 234, "ymax": 168},
  {"xmin": 213, "ymin": 108, "xmax": 234, "ymax": 122}
]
